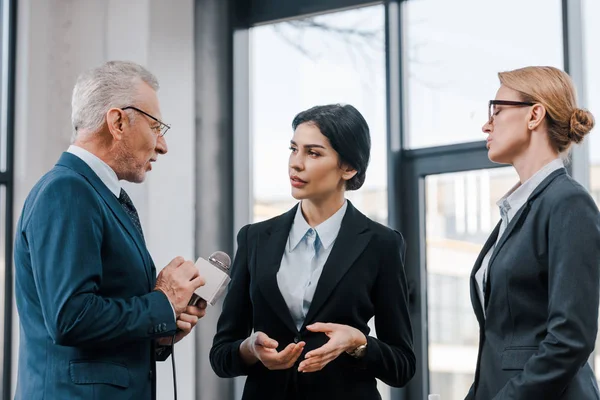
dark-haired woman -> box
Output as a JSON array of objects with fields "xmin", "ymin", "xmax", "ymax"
[{"xmin": 210, "ymin": 104, "xmax": 415, "ymax": 400}]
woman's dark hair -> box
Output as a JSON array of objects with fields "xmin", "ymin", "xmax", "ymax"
[{"xmin": 291, "ymin": 104, "xmax": 371, "ymax": 191}]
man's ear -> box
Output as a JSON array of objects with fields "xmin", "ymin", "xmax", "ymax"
[{"xmin": 106, "ymin": 108, "xmax": 127, "ymax": 140}]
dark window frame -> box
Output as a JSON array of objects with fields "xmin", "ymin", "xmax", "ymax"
[{"xmin": 0, "ymin": 0, "xmax": 16, "ymax": 399}]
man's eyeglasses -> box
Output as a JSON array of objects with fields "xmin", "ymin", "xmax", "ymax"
[
  {"xmin": 122, "ymin": 106, "xmax": 171, "ymax": 137},
  {"xmin": 488, "ymin": 100, "xmax": 536, "ymax": 124}
]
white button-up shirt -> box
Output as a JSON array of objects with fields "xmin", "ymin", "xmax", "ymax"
[
  {"xmin": 277, "ymin": 201, "xmax": 348, "ymax": 331},
  {"xmin": 475, "ymin": 158, "xmax": 565, "ymax": 315}
]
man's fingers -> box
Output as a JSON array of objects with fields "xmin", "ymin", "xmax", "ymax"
[
  {"xmin": 197, "ymin": 299, "xmax": 208, "ymax": 309},
  {"xmin": 176, "ymin": 320, "xmax": 192, "ymax": 333},
  {"xmin": 185, "ymin": 305, "xmax": 206, "ymax": 318},
  {"xmin": 178, "ymin": 312, "xmax": 199, "ymax": 325},
  {"xmin": 179, "ymin": 260, "xmax": 200, "ymax": 280},
  {"xmin": 167, "ymin": 256, "xmax": 186, "ymax": 269},
  {"xmin": 189, "ymin": 275, "xmax": 205, "ymax": 291}
]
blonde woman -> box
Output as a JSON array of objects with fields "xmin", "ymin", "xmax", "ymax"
[{"xmin": 466, "ymin": 66, "xmax": 600, "ymax": 399}]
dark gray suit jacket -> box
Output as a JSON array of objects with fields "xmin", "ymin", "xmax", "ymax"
[{"xmin": 467, "ymin": 168, "xmax": 600, "ymax": 400}]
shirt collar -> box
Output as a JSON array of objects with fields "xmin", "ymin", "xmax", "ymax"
[
  {"xmin": 288, "ymin": 200, "xmax": 348, "ymax": 252},
  {"xmin": 497, "ymin": 158, "xmax": 564, "ymax": 219},
  {"xmin": 67, "ymin": 145, "xmax": 121, "ymax": 197}
]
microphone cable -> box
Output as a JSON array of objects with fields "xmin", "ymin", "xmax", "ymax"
[{"xmin": 171, "ymin": 334, "xmax": 178, "ymax": 400}]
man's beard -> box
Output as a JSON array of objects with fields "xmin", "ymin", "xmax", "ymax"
[{"xmin": 114, "ymin": 142, "xmax": 146, "ymax": 183}]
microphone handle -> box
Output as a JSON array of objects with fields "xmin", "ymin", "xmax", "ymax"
[{"xmin": 188, "ymin": 293, "xmax": 202, "ymax": 306}]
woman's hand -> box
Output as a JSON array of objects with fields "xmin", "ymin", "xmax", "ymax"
[
  {"xmin": 240, "ymin": 331, "xmax": 305, "ymax": 370},
  {"xmin": 298, "ymin": 322, "xmax": 367, "ymax": 373}
]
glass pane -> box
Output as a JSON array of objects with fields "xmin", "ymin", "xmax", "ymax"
[
  {"xmin": 0, "ymin": 0, "xmax": 4, "ymax": 171},
  {"xmin": 426, "ymin": 167, "xmax": 518, "ymax": 399},
  {"xmin": 583, "ymin": 0, "xmax": 600, "ymax": 385},
  {"xmin": 0, "ymin": 185, "xmax": 6, "ymax": 391},
  {"xmin": 0, "ymin": 0, "xmax": 5, "ymax": 391},
  {"xmin": 251, "ymin": 4, "xmax": 387, "ymax": 225},
  {"xmin": 404, "ymin": 0, "xmax": 563, "ymax": 148}
]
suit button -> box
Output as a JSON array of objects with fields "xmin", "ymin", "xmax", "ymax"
[
  {"xmin": 149, "ymin": 370, "xmax": 154, "ymax": 380},
  {"xmin": 293, "ymin": 336, "xmax": 300, "ymax": 343},
  {"xmin": 161, "ymin": 322, "xmax": 167, "ymax": 331}
]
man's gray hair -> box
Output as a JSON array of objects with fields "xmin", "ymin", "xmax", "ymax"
[{"xmin": 71, "ymin": 61, "xmax": 159, "ymax": 137}]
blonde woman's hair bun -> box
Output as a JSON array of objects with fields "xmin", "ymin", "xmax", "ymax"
[{"xmin": 569, "ymin": 108, "xmax": 595, "ymax": 144}]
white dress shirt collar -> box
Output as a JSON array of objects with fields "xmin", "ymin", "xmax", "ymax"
[
  {"xmin": 497, "ymin": 158, "xmax": 564, "ymax": 221},
  {"xmin": 288, "ymin": 200, "xmax": 348, "ymax": 252},
  {"xmin": 67, "ymin": 145, "xmax": 121, "ymax": 197}
]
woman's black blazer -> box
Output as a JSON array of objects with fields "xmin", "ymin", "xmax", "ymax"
[{"xmin": 210, "ymin": 201, "xmax": 415, "ymax": 400}]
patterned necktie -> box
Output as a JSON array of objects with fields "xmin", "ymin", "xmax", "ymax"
[{"xmin": 118, "ymin": 188, "xmax": 144, "ymax": 238}]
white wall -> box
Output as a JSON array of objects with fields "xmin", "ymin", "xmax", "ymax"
[{"xmin": 12, "ymin": 0, "xmax": 196, "ymax": 398}]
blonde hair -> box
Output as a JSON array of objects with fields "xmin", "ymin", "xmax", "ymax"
[{"xmin": 498, "ymin": 66, "xmax": 595, "ymax": 153}]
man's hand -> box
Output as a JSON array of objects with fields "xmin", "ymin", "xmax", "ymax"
[
  {"xmin": 157, "ymin": 301, "xmax": 208, "ymax": 345},
  {"xmin": 239, "ymin": 331, "xmax": 305, "ymax": 370},
  {"xmin": 154, "ymin": 256, "xmax": 205, "ymax": 316}
]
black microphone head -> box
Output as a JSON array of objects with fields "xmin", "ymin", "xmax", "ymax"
[{"xmin": 209, "ymin": 251, "xmax": 231, "ymax": 270}]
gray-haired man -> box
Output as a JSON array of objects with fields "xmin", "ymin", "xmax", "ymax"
[{"xmin": 14, "ymin": 61, "xmax": 205, "ymax": 399}]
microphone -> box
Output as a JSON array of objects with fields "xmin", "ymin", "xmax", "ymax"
[{"xmin": 188, "ymin": 251, "xmax": 231, "ymax": 306}]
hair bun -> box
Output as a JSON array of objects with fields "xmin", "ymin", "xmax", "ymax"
[{"xmin": 569, "ymin": 108, "xmax": 595, "ymax": 143}]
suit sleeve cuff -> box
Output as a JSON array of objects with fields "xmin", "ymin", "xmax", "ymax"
[
  {"xmin": 147, "ymin": 290, "xmax": 178, "ymax": 338},
  {"xmin": 169, "ymin": 301, "xmax": 176, "ymax": 323},
  {"xmin": 230, "ymin": 339, "xmax": 256, "ymax": 376},
  {"xmin": 343, "ymin": 335, "xmax": 377, "ymax": 370}
]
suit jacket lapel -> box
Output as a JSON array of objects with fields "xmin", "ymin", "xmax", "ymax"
[
  {"xmin": 483, "ymin": 168, "xmax": 566, "ymax": 310},
  {"xmin": 487, "ymin": 168, "xmax": 566, "ymax": 273},
  {"xmin": 256, "ymin": 205, "xmax": 299, "ymax": 334},
  {"xmin": 470, "ymin": 221, "xmax": 500, "ymax": 325},
  {"xmin": 56, "ymin": 152, "xmax": 154, "ymax": 290},
  {"xmin": 302, "ymin": 202, "xmax": 372, "ymax": 328}
]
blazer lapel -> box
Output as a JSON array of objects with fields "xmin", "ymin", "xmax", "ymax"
[
  {"xmin": 302, "ymin": 202, "xmax": 372, "ymax": 328},
  {"xmin": 469, "ymin": 221, "xmax": 500, "ymax": 325},
  {"xmin": 487, "ymin": 168, "xmax": 566, "ymax": 272},
  {"xmin": 256, "ymin": 205, "xmax": 299, "ymax": 334},
  {"xmin": 483, "ymin": 168, "xmax": 566, "ymax": 308},
  {"xmin": 56, "ymin": 152, "xmax": 154, "ymax": 290}
]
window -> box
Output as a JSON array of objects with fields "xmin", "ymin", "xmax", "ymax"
[
  {"xmin": 426, "ymin": 167, "xmax": 519, "ymax": 399},
  {"xmin": 0, "ymin": 0, "xmax": 13, "ymax": 397},
  {"xmin": 583, "ymin": 0, "xmax": 600, "ymax": 385},
  {"xmin": 403, "ymin": 0, "xmax": 563, "ymax": 148},
  {"xmin": 251, "ymin": 4, "xmax": 387, "ymax": 225}
]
